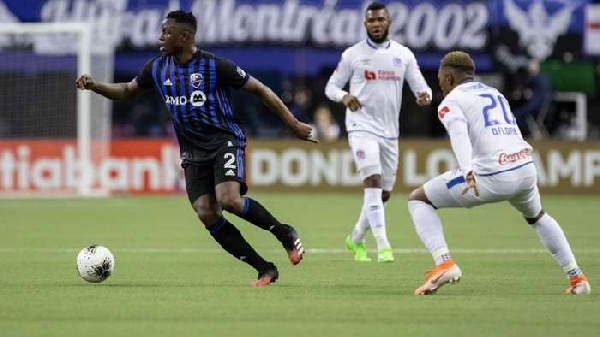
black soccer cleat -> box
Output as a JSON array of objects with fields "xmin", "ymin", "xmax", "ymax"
[
  {"xmin": 276, "ymin": 224, "xmax": 305, "ymax": 266},
  {"xmin": 251, "ymin": 262, "xmax": 279, "ymax": 287}
]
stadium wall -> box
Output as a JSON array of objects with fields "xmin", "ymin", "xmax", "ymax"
[{"xmin": 0, "ymin": 139, "xmax": 599, "ymax": 195}]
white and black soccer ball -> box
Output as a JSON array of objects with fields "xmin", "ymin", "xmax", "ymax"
[{"xmin": 76, "ymin": 245, "xmax": 114, "ymax": 283}]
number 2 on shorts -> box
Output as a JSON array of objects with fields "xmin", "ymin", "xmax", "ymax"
[{"xmin": 223, "ymin": 153, "xmax": 236, "ymax": 169}]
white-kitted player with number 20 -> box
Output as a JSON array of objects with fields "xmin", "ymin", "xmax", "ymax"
[
  {"xmin": 408, "ymin": 51, "xmax": 590, "ymax": 296},
  {"xmin": 325, "ymin": 2, "xmax": 432, "ymax": 263}
]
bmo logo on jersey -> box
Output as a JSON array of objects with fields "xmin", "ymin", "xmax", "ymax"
[
  {"xmin": 164, "ymin": 91, "xmax": 207, "ymax": 107},
  {"xmin": 190, "ymin": 90, "xmax": 207, "ymax": 107},
  {"xmin": 164, "ymin": 95, "xmax": 188, "ymax": 106}
]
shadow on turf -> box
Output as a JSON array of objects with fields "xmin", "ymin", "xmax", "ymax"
[
  {"xmin": 65, "ymin": 281, "xmax": 256, "ymax": 288},
  {"xmin": 67, "ymin": 282, "xmax": 165, "ymax": 288}
]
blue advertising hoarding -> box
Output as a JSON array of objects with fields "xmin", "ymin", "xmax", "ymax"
[{"xmin": 0, "ymin": 0, "xmax": 590, "ymax": 74}]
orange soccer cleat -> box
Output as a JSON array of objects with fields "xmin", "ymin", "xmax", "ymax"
[
  {"xmin": 565, "ymin": 274, "xmax": 591, "ymax": 295},
  {"xmin": 251, "ymin": 263, "xmax": 279, "ymax": 287},
  {"xmin": 414, "ymin": 260, "xmax": 462, "ymax": 295},
  {"xmin": 278, "ymin": 224, "xmax": 305, "ymax": 266}
]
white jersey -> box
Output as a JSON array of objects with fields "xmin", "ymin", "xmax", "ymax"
[
  {"xmin": 325, "ymin": 39, "xmax": 431, "ymax": 139},
  {"xmin": 438, "ymin": 81, "xmax": 533, "ymax": 176}
]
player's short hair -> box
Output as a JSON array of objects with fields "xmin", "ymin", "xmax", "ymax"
[
  {"xmin": 366, "ymin": 2, "xmax": 387, "ymax": 13},
  {"xmin": 440, "ymin": 51, "xmax": 476, "ymax": 75},
  {"xmin": 167, "ymin": 11, "xmax": 197, "ymax": 33}
]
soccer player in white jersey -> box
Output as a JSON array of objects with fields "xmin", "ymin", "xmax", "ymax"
[
  {"xmin": 325, "ymin": 2, "xmax": 432, "ymax": 263},
  {"xmin": 408, "ymin": 51, "xmax": 590, "ymax": 295}
]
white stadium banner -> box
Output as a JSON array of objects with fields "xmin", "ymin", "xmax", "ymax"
[{"xmin": 585, "ymin": 4, "xmax": 600, "ymax": 55}]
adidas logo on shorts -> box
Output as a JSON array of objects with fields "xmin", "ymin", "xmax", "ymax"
[{"xmin": 225, "ymin": 170, "xmax": 235, "ymax": 177}]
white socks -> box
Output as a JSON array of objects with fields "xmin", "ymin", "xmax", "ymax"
[
  {"xmin": 532, "ymin": 213, "xmax": 579, "ymax": 275},
  {"xmin": 407, "ymin": 201, "xmax": 583, "ymax": 276},
  {"xmin": 408, "ymin": 200, "xmax": 449, "ymax": 264},
  {"xmin": 364, "ymin": 188, "xmax": 390, "ymax": 250},
  {"xmin": 351, "ymin": 205, "xmax": 369, "ymax": 243}
]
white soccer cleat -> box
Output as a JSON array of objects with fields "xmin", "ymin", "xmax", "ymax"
[{"xmin": 414, "ymin": 260, "xmax": 462, "ymax": 295}]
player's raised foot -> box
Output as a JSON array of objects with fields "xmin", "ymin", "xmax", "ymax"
[
  {"xmin": 565, "ymin": 274, "xmax": 591, "ymax": 295},
  {"xmin": 251, "ymin": 263, "xmax": 279, "ymax": 287},
  {"xmin": 275, "ymin": 224, "xmax": 305, "ymax": 265},
  {"xmin": 345, "ymin": 236, "xmax": 371, "ymax": 262},
  {"xmin": 414, "ymin": 260, "xmax": 462, "ymax": 295},
  {"xmin": 377, "ymin": 247, "xmax": 394, "ymax": 263}
]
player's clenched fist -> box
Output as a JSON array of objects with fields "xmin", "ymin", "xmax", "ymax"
[
  {"xmin": 75, "ymin": 74, "xmax": 96, "ymax": 90},
  {"xmin": 416, "ymin": 92, "xmax": 431, "ymax": 106},
  {"xmin": 341, "ymin": 94, "xmax": 362, "ymax": 112}
]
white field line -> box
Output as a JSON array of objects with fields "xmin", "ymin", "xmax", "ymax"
[{"xmin": 0, "ymin": 248, "xmax": 600, "ymax": 254}]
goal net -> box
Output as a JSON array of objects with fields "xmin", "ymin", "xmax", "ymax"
[{"xmin": 0, "ymin": 22, "xmax": 112, "ymax": 197}]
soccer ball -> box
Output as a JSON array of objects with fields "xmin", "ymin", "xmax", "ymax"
[{"xmin": 76, "ymin": 245, "xmax": 115, "ymax": 283}]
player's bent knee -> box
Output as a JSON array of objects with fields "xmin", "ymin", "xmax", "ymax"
[
  {"xmin": 196, "ymin": 208, "xmax": 221, "ymax": 227},
  {"xmin": 408, "ymin": 187, "xmax": 429, "ymax": 203},
  {"xmin": 526, "ymin": 210, "xmax": 545, "ymax": 225},
  {"xmin": 192, "ymin": 201, "xmax": 221, "ymax": 227},
  {"xmin": 217, "ymin": 194, "xmax": 244, "ymax": 214},
  {"xmin": 363, "ymin": 174, "xmax": 382, "ymax": 188}
]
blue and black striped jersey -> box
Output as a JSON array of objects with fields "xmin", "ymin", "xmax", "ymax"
[{"xmin": 135, "ymin": 50, "xmax": 249, "ymax": 163}]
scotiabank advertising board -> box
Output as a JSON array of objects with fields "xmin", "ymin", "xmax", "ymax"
[
  {"xmin": 0, "ymin": 139, "xmax": 185, "ymax": 195},
  {"xmin": 0, "ymin": 139, "xmax": 599, "ymax": 195}
]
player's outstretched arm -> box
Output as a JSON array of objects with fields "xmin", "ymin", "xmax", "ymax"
[
  {"xmin": 243, "ymin": 77, "xmax": 317, "ymax": 143},
  {"xmin": 75, "ymin": 74, "xmax": 145, "ymax": 101}
]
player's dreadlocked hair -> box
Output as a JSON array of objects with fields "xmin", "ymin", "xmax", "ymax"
[
  {"xmin": 366, "ymin": 2, "xmax": 387, "ymax": 13},
  {"xmin": 167, "ymin": 11, "xmax": 197, "ymax": 33},
  {"xmin": 440, "ymin": 51, "xmax": 476, "ymax": 76}
]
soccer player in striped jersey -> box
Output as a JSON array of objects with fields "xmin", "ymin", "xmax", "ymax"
[
  {"xmin": 408, "ymin": 51, "xmax": 590, "ymax": 295},
  {"xmin": 76, "ymin": 11, "xmax": 315, "ymax": 287}
]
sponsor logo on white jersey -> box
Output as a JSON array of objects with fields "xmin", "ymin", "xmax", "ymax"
[
  {"xmin": 498, "ymin": 148, "xmax": 532, "ymax": 165},
  {"xmin": 363, "ymin": 69, "xmax": 401, "ymax": 81},
  {"xmin": 438, "ymin": 106, "xmax": 450, "ymax": 119}
]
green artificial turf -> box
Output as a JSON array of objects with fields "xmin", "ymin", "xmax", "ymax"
[{"xmin": 1, "ymin": 194, "xmax": 598, "ymax": 336}]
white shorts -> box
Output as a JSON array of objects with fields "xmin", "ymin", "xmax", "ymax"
[
  {"xmin": 348, "ymin": 132, "xmax": 398, "ymax": 191},
  {"xmin": 423, "ymin": 163, "xmax": 542, "ymax": 218}
]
